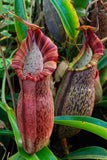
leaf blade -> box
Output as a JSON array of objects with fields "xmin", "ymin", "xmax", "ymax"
[
  {"xmin": 54, "ymin": 116, "xmax": 107, "ymax": 140},
  {"xmin": 0, "ymin": 0, "xmax": 3, "ymax": 14},
  {"xmin": 63, "ymin": 146, "xmax": 107, "ymax": 159},
  {"xmin": 0, "ymin": 130, "xmax": 14, "ymax": 136},
  {"xmin": 14, "ymin": 0, "xmax": 28, "ymax": 42},
  {"xmin": 97, "ymin": 50, "xmax": 107, "ymax": 70},
  {"xmin": 73, "ymin": 0, "xmax": 88, "ymax": 9},
  {"xmin": 36, "ymin": 146, "xmax": 58, "ymax": 160},
  {"xmin": 50, "ymin": 0, "xmax": 80, "ymax": 40}
]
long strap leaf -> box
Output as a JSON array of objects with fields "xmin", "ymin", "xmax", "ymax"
[
  {"xmin": 54, "ymin": 116, "xmax": 107, "ymax": 140},
  {"xmin": 14, "ymin": 0, "xmax": 28, "ymax": 42},
  {"xmin": 50, "ymin": 0, "xmax": 80, "ymax": 40},
  {"xmin": 63, "ymin": 146, "xmax": 107, "ymax": 159}
]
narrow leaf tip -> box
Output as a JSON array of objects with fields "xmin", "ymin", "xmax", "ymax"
[{"xmin": 8, "ymin": 11, "xmax": 44, "ymax": 30}]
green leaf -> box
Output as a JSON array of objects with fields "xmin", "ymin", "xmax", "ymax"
[
  {"xmin": 63, "ymin": 146, "xmax": 107, "ymax": 159},
  {"xmin": 0, "ymin": 58, "xmax": 12, "ymax": 77},
  {"xmin": 6, "ymin": 108, "xmax": 22, "ymax": 147},
  {"xmin": 99, "ymin": 66, "xmax": 107, "ymax": 86},
  {"xmin": 0, "ymin": 16, "xmax": 15, "ymax": 32},
  {"xmin": 0, "ymin": 101, "xmax": 7, "ymax": 112},
  {"xmin": 8, "ymin": 152, "xmax": 25, "ymax": 160},
  {"xmin": 73, "ymin": 0, "xmax": 89, "ymax": 17},
  {"xmin": 0, "ymin": 129, "xmax": 14, "ymax": 136},
  {"xmin": 3, "ymin": 0, "xmax": 14, "ymax": 5},
  {"xmin": 74, "ymin": 7, "xmax": 86, "ymax": 17},
  {"xmin": 2, "ymin": 24, "xmax": 15, "ymax": 33},
  {"xmin": 43, "ymin": 0, "xmax": 66, "ymax": 43},
  {"xmin": 0, "ymin": 0, "xmax": 3, "ymax": 14},
  {"xmin": 0, "ymin": 58, "xmax": 12, "ymax": 69},
  {"xmin": 95, "ymin": 96, "xmax": 107, "ymax": 107},
  {"xmin": 18, "ymin": 149, "xmax": 40, "ymax": 160},
  {"xmin": 6, "ymin": 93, "xmax": 19, "ymax": 104},
  {"xmin": 36, "ymin": 146, "xmax": 58, "ymax": 160},
  {"xmin": 9, "ymin": 147, "xmax": 58, "ymax": 160},
  {"xmin": 97, "ymin": 50, "xmax": 107, "ymax": 70},
  {"xmin": 14, "ymin": 0, "xmax": 28, "ymax": 42},
  {"xmin": 50, "ymin": 0, "xmax": 80, "ymax": 40},
  {"xmin": 95, "ymin": 100, "xmax": 107, "ymax": 107},
  {"xmin": 54, "ymin": 116, "xmax": 107, "ymax": 140},
  {"xmin": 0, "ymin": 30, "xmax": 11, "ymax": 37},
  {"xmin": 0, "ymin": 107, "xmax": 8, "ymax": 122},
  {"xmin": 73, "ymin": 0, "xmax": 88, "ymax": 9}
]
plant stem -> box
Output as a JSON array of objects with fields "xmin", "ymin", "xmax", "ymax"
[
  {"xmin": 9, "ymin": 48, "xmax": 18, "ymax": 58},
  {"xmin": 0, "ymin": 15, "xmax": 5, "ymax": 24},
  {"xmin": 73, "ymin": 39, "xmax": 80, "ymax": 52},
  {"xmin": 0, "ymin": 142, "xmax": 6, "ymax": 160},
  {"xmin": 29, "ymin": 0, "xmax": 34, "ymax": 22},
  {"xmin": 36, "ymin": 11, "xmax": 44, "ymax": 25},
  {"xmin": 1, "ymin": 72, "xmax": 10, "ymax": 110},
  {"xmin": 101, "ymin": 37, "xmax": 107, "ymax": 44},
  {"xmin": 0, "ymin": 45, "xmax": 16, "ymax": 112},
  {"xmin": 66, "ymin": 38, "xmax": 71, "ymax": 61}
]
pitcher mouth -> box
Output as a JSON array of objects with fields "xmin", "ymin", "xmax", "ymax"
[
  {"xmin": 11, "ymin": 29, "xmax": 58, "ymax": 82},
  {"xmin": 68, "ymin": 26, "xmax": 104, "ymax": 71},
  {"xmin": 8, "ymin": 11, "xmax": 58, "ymax": 82}
]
